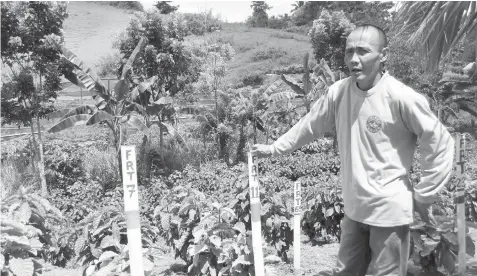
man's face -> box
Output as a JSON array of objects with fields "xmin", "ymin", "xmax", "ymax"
[{"xmin": 344, "ymin": 27, "xmax": 387, "ymax": 89}]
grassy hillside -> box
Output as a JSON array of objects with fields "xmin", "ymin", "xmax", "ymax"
[
  {"xmin": 62, "ymin": 1, "xmax": 134, "ymax": 67},
  {"xmin": 63, "ymin": 2, "xmax": 313, "ymax": 87},
  {"xmin": 184, "ymin": 23, "xmax": 314, "ymax": 86}
]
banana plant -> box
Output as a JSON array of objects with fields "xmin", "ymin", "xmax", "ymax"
[
  {"xmin": 259, "ymin": 53, "xmax": 338, "ymax": 146},
  {"xmin": 47, "ymin": 37, "xmax": 175, "ymax": 176},
  {"xmin": 432, "ymin": 62, "xmax": 477, "ymax": 124},
  {"xmin": 230, "ymin": 88, "xmax": 267, "ymax": 163},
  {"xmin": 265, "ymin": 52, "xmax": 335, "ymax": 113}
]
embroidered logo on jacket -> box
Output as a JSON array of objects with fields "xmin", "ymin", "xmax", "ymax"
[{"xmin": 366, "ymin": 115, "xmax": 383, "ymax": 133}]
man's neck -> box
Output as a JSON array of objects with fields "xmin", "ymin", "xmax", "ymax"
[{"xmin": 357, "ymin": 72, "xmax": 384, "ymax": 91}]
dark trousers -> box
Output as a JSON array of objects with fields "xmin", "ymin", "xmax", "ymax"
[{"xmin": 333, "ymin": 214, "xmax": 411, "ymax": 276}]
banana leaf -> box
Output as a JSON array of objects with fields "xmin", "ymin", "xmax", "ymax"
[
  {"xmin": 456, "ymin": 100, "xmax": 477, "ymax": 118},
  {"xmin": 125, "ymin": 102, "xmax": 148, "ymax": 117},
  {"xmin": 61, "ymin": 105, "xmax": 96, "ymax": 120},
  {"xmin": 61, "ymin": 47, "xmax": 110, "ymax": 101},
  {"xmin": 114, "ymin": 79, "xmax": 130, "ymax": 101},
  {"xmin": 318, "ymin": 59, "xmax": 335, "ymax": 85},
  {"xmin": 86, "ymin": 111, "xmax": 114, "ymax": 126},
  {"xmin": 302, "ymin": 53, "xmax": 313, "ymax": 93},
  {"xmin": 126, "ymin": 115, "xmax": 150, "ymax": 137},
  {"xmin": 130, "ymin": 76, "xmax": 158, "ymax": 101},
  {"xmin": 47, "ymin": 114, "xmax": 92, "ymax": 133},
  {"xmin": 281, "ymin": 75, "xmax": 305, "ymax": 95},
  {"xmin": 270, "ymin": 91, "xmax": 301, "ymax": 102},
  {"xmin": 120, "ymin": 37, "xmax": 146, "ymax": 80},
  {"xmin": 263, "ymin": 75, "xmax": 283, "ymax": 95},
  {"xmin": 47, "ymin": 108, "xmax": 74, "ymax": 120}
]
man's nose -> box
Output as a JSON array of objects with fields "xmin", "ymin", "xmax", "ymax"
[{"xmin": 349, "ymin": 52, "xmax": 359, "ymax": 65}]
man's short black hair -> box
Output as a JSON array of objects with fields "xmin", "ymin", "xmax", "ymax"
[{"xmin": 354, "ymin": 24, "xmax": 388, "ymax": 49}]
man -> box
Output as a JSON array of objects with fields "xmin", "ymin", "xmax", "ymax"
[{"xmin": 251, "ymin": 24, "xmax": 455, "ymax": 275}]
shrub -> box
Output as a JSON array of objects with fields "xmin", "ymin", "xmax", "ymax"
[
  {"xmin": 178, "ymin": 12, "xmax": 222, "ymax": 36},
  {"xmin": 43, "ymin": 140, "xmax": 87, "ymax": 191},
  {"xmin": 74, "ymin": 200, "xmax": 158, "ymax": 276},
  {"xmin": 242, "ymin": 72, "xmax": 264, "ymax": 87},
  {"xmin": 268, "ymin": 15, "xmax": 292, "ymax": 30},
  {"xmin": 80, "ymin": 146, "xmax": 119, "ymax": 186},
  {"xmin": 94, "ymin": 52, "xmax": 122, "ymax": 78},
  {"xmin": 251, "ymin": 47, "xmax": 288, "ymax": 62},
  {"xmin": 102, "ymin": 1, "xmax": 144, "ymax": 12},
  {"xmin": 1, "ymin": 186, "xmax": 64, "ymax": 276},
  {"xmin": 308, "ymin": 9, "xmax": 355, "ymax": 72}
]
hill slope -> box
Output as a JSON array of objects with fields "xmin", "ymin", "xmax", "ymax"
[{"xmin": 63, "ymin": 1, "xmax": 133, "ymax": 66}]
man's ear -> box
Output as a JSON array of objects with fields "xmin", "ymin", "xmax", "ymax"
[{"xmin": 380, "ymin": 47, "xmax": 388, "ymax": 63}]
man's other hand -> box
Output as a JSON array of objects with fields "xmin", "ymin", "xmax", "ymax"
[
  {"xmin": 413, "ymin": 198, "xmax": 437, "ymax": 226},
  {"xmin": 250, "ymin": 144, "xmax": 273, "ymax": 159}
]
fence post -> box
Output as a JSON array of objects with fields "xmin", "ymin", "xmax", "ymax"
[
  {"xmin": 248, "ymin": 152, "xmax": 265, "ymax": 276},
  {"xmin": 455, "ymin": 133, "xmax": 466, "ymax": 276}
]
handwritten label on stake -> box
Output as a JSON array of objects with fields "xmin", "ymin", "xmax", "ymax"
[
  {"xmin": 455, "ymin": 134, "xmax": 466, "ymax": 276},
  {"xmin": 121, "ymin": 146, "xmax": 144, "ymax": 276},
  {"xmin": 248, "ymin": 152, "xmax": 264, "ymax": 276},
  {"xmin": 293, "ymin": 181, "xmax": 301, "ymax": 275}
]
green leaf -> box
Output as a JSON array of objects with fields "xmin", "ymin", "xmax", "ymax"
[
  {"xmin": 93, "ymin": 220, "xmax": 112, "ymax": 237},
  {"xmin": 61, "ymin": 47, "xmax": 109, "ymax": 100},
  {"xmin": 131, "ymin": 76, "xmax": 158, "ymax": 101},
  {"xmin": 120, "ymin": 37, "xmax": 146, "ymax": 79},
  {"xmin": 29, "ymin": 238, "xmax": 42, "ymax": 250},
  {"xmin": 100, "ymin": 235, "xmax": 118, "ymax": 249},
  {"xmin": 269, "ymin": 91, "xmax": 301, "ymax": 103},
  {"xmin": 263, "ymin": 77, "xmax": 283, "ymax": 95},
  {"xmin": 281, "ymin": 74, "xmax": 305, "ymax": 95},
  {"xmin": 441, "ymin": 248, "xmax": 456, "ymax": 273},
  {"xmin": 9, "ymin": 257, "xmax": 34, "ymax": 276},
  {"xmin": 126, "ymin": 116, "xmax": 150, "ymax": 137},
  {"xmin": 233, "ymin": 222, "xmax": 246, "ymax": 234},
  {"xmin": 74, "ymin": 235, "xmax": 86, "ymax": 256},
  {"xmin": 114, "ymin": 79, "xmax": 130, "ymax": 102},
  {"xmin": 93, "ymin": 259, "xmax": 116, "ymax": 276},
  {"xmin": 47, "ymin": 114, "xmax": 92, "ymax": 133},
  {"xmin": 92, "ymin": 213, "xmax": 103, "ymax": 233},
  {"xmin": 86, "ymin": 111, "xmax": 114, "ymax": 126},
  {"xmin": 421, "ymin": 240, "xmax": 439, "ymax": 256},
  {"xmin": 15, "ymin": 202, "xmax": 31, "ymax": 224},
  {"xmin": 154, "ymin": 96, "xmax": 174, "ymax": 105},
  {"xmin": 443, "ymin": 232, "xmax": 458, "ymax": 246},
  {"xmin": 98, "ymin": 251, "xmax": 118, "ymax": 263},
  {"xmin": 112, "ymin": 222, "xmax": 120, "ymax": 243},
  {"xmin": 209, "ymin": 235, "xmax": 222, "ymax": 248},
  {"xmin": 60, "ymin": 105, "xmax": 96, "ymax": 120},
  {"xmin": 466, "ymin": 235, "xmax": 475, "ymax": 257}
]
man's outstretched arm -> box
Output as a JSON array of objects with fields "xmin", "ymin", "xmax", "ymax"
[
  {"xmin": 400, "ymin": 89, "xmax": 455, "ymax": 224},
  {"xmin": 251, "ymin": 85, "xmax": 337, "ymax": 159}
]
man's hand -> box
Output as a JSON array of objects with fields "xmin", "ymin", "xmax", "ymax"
[
  {"xmin": 413, "ymin": 198, "xmax": 437, "ymax": 226},
  {"xmin": 250, "ymin": 144, "xmax": 273, "ymax": 159}
]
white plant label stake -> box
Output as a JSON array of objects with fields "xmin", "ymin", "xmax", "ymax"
[
  {"xmin": 294, "ymin": 181, "xmax": 301, "ymax": 276},
  {"xmin": 248, "ymin": 152, "xmax": 265, "ymax": 276},
  {"xmin": 455, "ymin": 134, "xmax": 466, "ymax": 276},
  {"xmin": 121, "ymin": 146, "xmax": 144, "ymax": 276}
]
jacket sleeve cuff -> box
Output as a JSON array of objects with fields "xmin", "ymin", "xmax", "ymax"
[{"xmin": 269, "ymin": 144, "xmax": 278, "ymax": 157}]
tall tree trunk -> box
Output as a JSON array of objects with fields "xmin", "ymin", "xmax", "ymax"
[
  {"xmin": 253, "ymin": 119, "xmax": 257, "ymax": 144},
  {"xmin": 140, "ymin": 134, "xmax": 151, "ymax": 185},
  {"xmin": 29, "ymin": 135, "xmax": 36, "ymax": 174},
  {"xmin": 36, "ymin": 115, "xmax": 47, "ymax": 196},
  {"xmin": 236, "ymin": 121, "xmax": 246, "ymax": 163},
  {"xmin": 35, "ymin": 73, "xmax": 47, "ymax": 196}
]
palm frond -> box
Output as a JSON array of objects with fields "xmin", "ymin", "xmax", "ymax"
[{"xmin": 393, "ymin": 1, "xmax": 477, "ymax": 72}]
